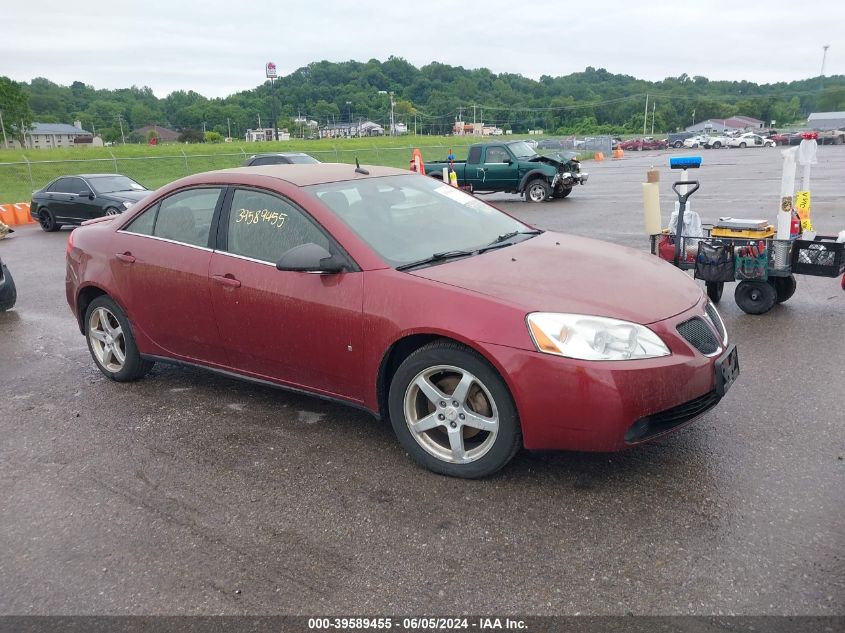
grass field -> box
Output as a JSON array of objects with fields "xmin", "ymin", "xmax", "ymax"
[{"xmin": 0, "ymin": 136, "xmax": 486, "ymax": 204}]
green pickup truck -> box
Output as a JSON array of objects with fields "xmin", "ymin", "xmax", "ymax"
[{"xmin": 425, "ymin": 140, "xmax": 588, "ymax": 202}]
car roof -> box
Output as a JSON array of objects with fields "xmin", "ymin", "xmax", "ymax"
[{"xmin": 206, "ymin": 163, "xmax": 410, "ymax": 187}]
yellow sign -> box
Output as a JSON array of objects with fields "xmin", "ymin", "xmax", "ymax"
[{"xmin": 794, "ymin": 190, "xmax": 811, "ymax": 220}]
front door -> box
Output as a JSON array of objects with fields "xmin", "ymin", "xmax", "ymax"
[
  {"xmin": 479, "ymin": 145, "xmax": 518, "ymax": 190},
  {"xmin": 208, "ymin": 188, "xmax": 364, "ymax": 401}
]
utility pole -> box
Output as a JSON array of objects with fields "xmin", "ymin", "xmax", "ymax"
[
  {"xmin": 473, "ymin": 104, "xmax": 477, "ymax": 135},
  {"xmin": 227, "ymin": 117, "xmax": 231, "ymax": 139},
  {"xmin": 820, "ymin": 44, "xmax": 830, "ymax": 90},
  {"xmin": 202, "ymin": 121, "xmax": 206, "ymax": 134},
  {"xmin": 642, "ymin": 93, "xmax": 649, "ymax": 136},
  {"xmin": 390, "ymin": 92, "xmax": 395, "ymax": 136},
  {"xmin": 116, "ymin": 114, "xmax": 126, "ymax": 145},
  {"xmin": 651, "ymin": 101, "xmax": 656, "ymax": 135},
  {"xmin": 0, "ymin": 110, "xmax": 7, "ymax": 149}
]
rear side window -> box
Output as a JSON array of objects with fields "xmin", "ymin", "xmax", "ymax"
[
  {"xmin": 225, "ymin": 189, "xmax": 329, "ymax": 263},
  {"xmin": 249, "ymin": 156, "xmax": 288, "ymax": 166},
  {"xmin": 51, "ymin": 178, "xmax": 76, "ymax": 193},
  {"xmin": 122, "ymin": 188, "xmax": 222, "ymax": 247}
]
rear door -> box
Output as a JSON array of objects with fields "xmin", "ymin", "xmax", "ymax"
[
  {"xmin": 208, "ymin": 187, "xmax": 364, "ymax": 400},
  {"xmin": 44, "ymin": 177, "xmax": 78, "ymax": 222},
  {"xmin": 112, "ymin": 187, "xmax": 228, "ymax": 364}
]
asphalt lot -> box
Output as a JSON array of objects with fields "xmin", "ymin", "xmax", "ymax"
[{"xmin": 0, "ymin": 146, "xmax": 843, "ymax": 616}]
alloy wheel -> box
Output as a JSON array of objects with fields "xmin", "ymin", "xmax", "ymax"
[
  {"xmin": 403, "ymin": 365, "xmax": 499, "ymax": 464},
  {"xmin": 88, "ymin": 306, "xmax": 127, "ymax": 372}
]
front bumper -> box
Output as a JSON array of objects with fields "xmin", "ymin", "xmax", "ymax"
[{"xmin": 478, "ymin": 296, "xmax": 730, "ymax": 452}]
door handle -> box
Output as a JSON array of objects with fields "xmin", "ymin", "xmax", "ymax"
[
  {"xmin": 211, "ymin": 274, "xmax": 241, "ymax": 288},
  {"xmin": 115, "ymin": 252, "xmax": 135, "ymax": 263}
]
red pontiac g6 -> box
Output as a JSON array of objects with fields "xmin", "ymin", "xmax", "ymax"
[{"xmin": 66, "ymin": 164, "xmax": 739, "ymax": 478}]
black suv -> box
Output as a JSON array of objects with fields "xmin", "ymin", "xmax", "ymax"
[{"xmin": 666, "ymin": 132, "xmax": 697, "ymax": 148}]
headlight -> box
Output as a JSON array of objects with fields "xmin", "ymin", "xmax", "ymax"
[
  {"xmin": 121, "ymin": 201, "xmax": 133, "ymax": 210},
  {"xmin": 526, "ymin": 312, "xmax": 671, "ymax": 361}
]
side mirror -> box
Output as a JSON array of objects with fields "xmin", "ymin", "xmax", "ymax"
[
  {"xmin": 276, "ymin": 243, "xmax": 345, "ymax": 274},
  {"xmin": 79, "ymin": 189, "xmax": 94, "ymax": 199},
  {"xmin": 503, "ymin": 158, "xmax": 512, "ymax": 164}
]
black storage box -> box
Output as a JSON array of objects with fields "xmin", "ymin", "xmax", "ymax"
[{"xmin": 791, "ymin": 236, "xmax": 845, "ymax": 277}]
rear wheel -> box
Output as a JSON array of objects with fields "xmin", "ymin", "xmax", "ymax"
[
  {"xmin": 387, "ymin": 341, "xmax": 521, "ymax": 478},
  {"xmin": 38, "ymin": 209, "xmax": 60, "ymax": 232},
  {"xmin": 104, "ymin": 207, "xmax": 121, "ymax": 216},
  {"xmin": 525, "ymin": 178, "xmax": 551, "ymax": 203},
  {"xmin": 85, "ymin": 296, "xmax": 154, "ymax": 382},
  {"xmin": 705, "ymin": 281, "xmax": 724, "ymax": 303},
  {"xmin": 739, "ymin": 142, "xmax": 747, "ymax": 148},
  {"xmin": 768, "ymin": 275, "xmax": 797, "ymax": 303},
  {"xmin": 734, "ymin": 280, "xmax": 777, "ymax": 314},
  {"xmin": 712, "ymin": 141, "xmax": 722, "ymax": 149},
  {"xmin": 674, "ymin": 141, "xmax": 683, "ymax": 148}
]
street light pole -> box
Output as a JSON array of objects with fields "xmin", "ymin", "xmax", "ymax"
[
  {"xmin": 265, "ymin": 62, "xmax": 278, "ymax": 141},
  {"xmin": 0, "ymin": 110, "xmax": 8, "ymax": 149}
]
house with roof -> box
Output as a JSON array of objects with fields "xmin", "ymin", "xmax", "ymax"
[
  {"xmin": 807, "ymin": 111, "xmax": 845, "ymax": 130},
  {"xmin": 686, "ymin": 115, "xmax": 764, "ymax": 133},
  {"xmin": 22, "ymin": 121, "xmax": 102, "ymax": 149},
  {"xmin": 132, "ymin": 125, "xmax": 180, "ymax": 142}
]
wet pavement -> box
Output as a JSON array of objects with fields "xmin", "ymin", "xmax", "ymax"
[{"xmin": 0, "ymin": 147, "xmax": 843, "ymax": 615}]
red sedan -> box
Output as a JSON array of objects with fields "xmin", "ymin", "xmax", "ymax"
[
  {"xmin": 619, "ymin": 138, "xmax": 668, "ymax": 151},
  {"xmin": 66, "ymin": 164, "xmax": 738, "ymax": 477}
]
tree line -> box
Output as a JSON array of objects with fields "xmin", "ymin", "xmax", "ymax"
[{"xmin": 2, "ymin": 57, "xmax": 844, "ymax": 145}]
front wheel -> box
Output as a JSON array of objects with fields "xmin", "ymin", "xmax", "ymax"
[
  {"xmin": 674, "ymin": 141, "xmax": 683, "ymax": 148},
  {"xmin": 525, "ymin": 178, "xmax": 551, "ymax": 203},
  {"xmin": 734, "ymin": 280, "xmax": 777, "ymax": 314},
  {"xmin": 739, "ymin": 142, "xmax": 747, "ymax": 148},
  {"xmin": 712, "ymin": 141, "xmax": 722, "ymax": 149},
  {"xmin": 104, "ymin": 207, "xmax": 121, "ymax": 216},
  {"xmin": 387, "ymin": 341, "xmax": 521, "ymax": 478},
  {"xmin": 85, "ymin": 296, "xmax": 154, "ymax": 381},
  {"xmin": 552, "ymin": 186, "xmax": 573, "ymax": 199},
  {"xmin": 0, "ymin": 263, "xmax": 16, "ymax": 311}
]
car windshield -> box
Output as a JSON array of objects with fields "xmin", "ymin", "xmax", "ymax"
[
  {"xmin": 88, "ymin": 175, "xmax": 146, "ymax": 194},
  {"xmin": 306, "ymin": 174, "xmax": 534, "ymax": 268},
  {"xmin": 284, "ymin": 154, "xmax": 319, "ymax": 164},
  {"xmin": 507, "ymin": 141, "xmax": 538, "ymax": 158}
]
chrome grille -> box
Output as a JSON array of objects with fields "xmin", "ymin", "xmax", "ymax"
[
  {"xmin": 705, "ymin": 302, "xmax": 726, "ymax": 342},
  {"xmin": 677, "ymin": 317, "xmax": 719, "ymax": 355}
]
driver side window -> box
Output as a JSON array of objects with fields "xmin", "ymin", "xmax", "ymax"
[
  {"xmin": 226, "ymin": 189, "xmax": 329, "ymax": 263},
  {"xmin": 485, "ymin": 147, "xmax": 509, "ymax": 163}
]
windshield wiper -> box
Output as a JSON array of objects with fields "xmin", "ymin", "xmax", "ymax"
[
  {"xmin": 476, "ymin": 229, "xmax": 542, "ymax": 253},
  {"xmin": 396, "ymin": 249, "xmax": 475, "ymax": 271}
]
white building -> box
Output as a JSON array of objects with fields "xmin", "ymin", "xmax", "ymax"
[
  {"xmin": 12, "ymin": 121, "xmax": 100, "ymax": 150},
  {"xmin": 245, "ymin": 128, "xmax": 291, "ymax": 142}
]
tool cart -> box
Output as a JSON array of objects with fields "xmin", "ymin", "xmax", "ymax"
[{"xmin": 649, "ymin": 163, "xmax": 845, "ymax": 315}]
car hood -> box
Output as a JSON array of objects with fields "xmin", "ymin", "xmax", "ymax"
[
  {"xmin": 101, "ymin": 190, "xmax": 149, "ymax": 203},
  {"xmin": 408, "ymin": 232, "xmax": 702, "ymax": 324}
]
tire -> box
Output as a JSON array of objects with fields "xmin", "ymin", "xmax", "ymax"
[
  {"xmin": 768, "ymin": 275, "xmax": 797, "ymax": 303},
  {"xmin": 734, "ymin": 280, "xmax": 777, "ymax": 315},
  {"xmin": 0, "ymin": 264, "xmax": 16, "ymax": 311},
  {"xmin": 387, "ymin": 340, "xmax": 521, "ymax": 478},
  {"xmin": 104, "ymin": 207, "xmax": 121, "ymax": 216},
  {"xmin": 739, "ymin": 142, "xmax": 747, "ymax": 148},
  {"xmin": 552, "ymin": 186, "xmax": 573, "ymax": 199},
  {"xmin": 38, "ymin": 208, "xmax": 60, "ymax": 232},
  {"xmin": 525, "ymin": 178, "xmax": 551, "ymax": 203},
  {"xmin": 705, "ymin": 281, "xmax": 724, "ymax": 303},
  {"xmin": 84, "ymin": 295, "xmax": 154, "ymax": 382},
  {"xmin": 712, "ymin": 141, "xmax": 721, "ymax": 149},
  {"xmin": 674, "ymin": 141, "xmax": 683, "ymax": 148}
]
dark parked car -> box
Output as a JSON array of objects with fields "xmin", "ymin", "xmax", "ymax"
[
  {"xmin": 536, "ymin": 139, "xmax": 565, "ymax": 150},
  {"xmin": 30, "ymin": 174, "xmax": 149, "ymax": 232},
  {"xmin": 0, "ymin": 256, "xmax": 16, "ymax": 311},
  {"xmin": 242, "ymin": 152, "xmax": 320, "ymax": 166},
  {"xmin": 666, "ymin": 132, "xmax": 696, "ymax": 148},
  {"xmin": 66, "ymin": 164, "xmax": 736, "ymax": 478}
]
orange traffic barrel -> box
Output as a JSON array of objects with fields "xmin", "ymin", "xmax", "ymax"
[
  {"xmin": 613, "ymin": 148, "xmax": 624, "ymax": 159},
  {"xmin": 594, "ymin": 151, "xmax": 604, "ymax": 161}
]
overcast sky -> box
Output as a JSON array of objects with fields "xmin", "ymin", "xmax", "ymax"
[{"xmin": 3, "ymin": 0, "xmax": 843, "ymax": 98}]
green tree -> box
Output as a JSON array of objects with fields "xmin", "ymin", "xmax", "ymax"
[{"xmin": 0, "ymin": 76, "xmax": 34, "ymax": 146}]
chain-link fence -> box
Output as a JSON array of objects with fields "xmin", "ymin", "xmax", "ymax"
[{"xmin": 0, "ymin": 138, "xmax": 603, "ymax": 204}]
